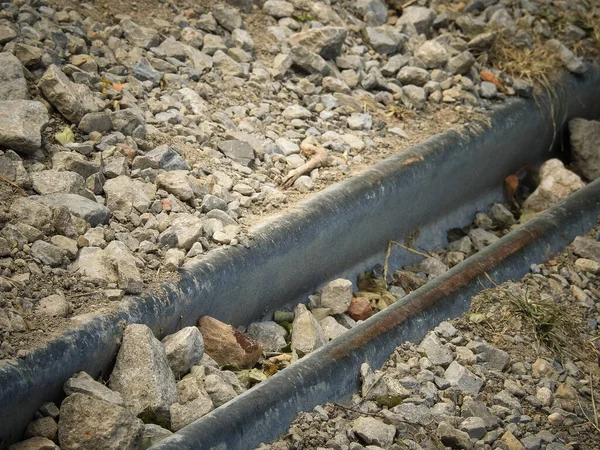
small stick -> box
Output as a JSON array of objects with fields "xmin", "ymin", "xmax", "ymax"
[
  {"xmin": 281, "ymin": 143, "xmax": 333, "ymax": 188},
  {"xmin": 0, "ymin": 174, "xmax": 27, "ymax": 196},
  {"xmin": 333, "ymin": 403, "xmax": 382, "ymax": 418}
]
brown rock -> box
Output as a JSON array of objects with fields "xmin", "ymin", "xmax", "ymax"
[
  {"xmin": 501, "ymin": 431, "xmax": 525, "ymax": 450},
  {"xmin": 24, "ymin": 417, "xmax": 57, "ymax": 441},
  {"xmin": 198, "ymin": 316, "xmax": 262, "ymax": 369},
  {"xmin": 8, "ymin": 437, "xmax": 59, "ymax": 450},
  {"xmin": 347, "ymin": 297, "xmax": 374, "ymax": 321}
]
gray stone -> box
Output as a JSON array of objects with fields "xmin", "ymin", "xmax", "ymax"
[
  {"xmin": 572, "ymin": 236, "xmax": 600, "ymax": 263},
  {"xmin": 447, "ymin": 51, "xmax": 475, "ymax": 75},
  {"xmin": 110, "ymin": 324, "xmax": 178, "ymax": 427},
  {"xmin": 402, "ymin": 85, "xmax": 426, "ymax": 109},
  {"xmin": 103, "ymin": 176, "xmax": 157, "ymax": 215},
  {"xmin": 133, "ymin": 58, "xmax": 163, "ymax": 86},
  {"xmin": 263, "ymin": 0, "xmax": 294, "ymax": 18},
  {"xmin": 78, "ymin": 112, "xmax": 113, "ymax": 134},
  {"xmin": 523, "ymin": 159, "xmax": 585, "ymax": 212},
  {"xmin": 513, "ymin": 79, "xmax": 533, "ymax": 98},
  {"xmin": 38, "ymin": 65, "xmax": 103, "ymax": 124},
  {"xmin": 444, "ymin": 361, "xmax": 484, "ymax": 394},
  {"xmin": 202, "ymin": 34, "xmax": 227, "ymax": 55},
  {"xmin": 397, "ymin": 66, "xmax": 429, "ymax": 86},
  {"xmin": 31, "ymin": 170, "xmax": 94, "ymax": 200},
  {"xmin": 204, "ymin": 373, "xmax": 237, "ymax": 407},
  {"xmin": 489, "ymin": 203, "xmax": 516, "ymax": 228},
  {"xmin": 69, "ymin": 247, "xmax": 118, "ymax": 284},
  {"xmin": 547, "ymin": 39, "xmax": 586, "ymax": 74},
  {"xmin": 390, "ymin": 403, "xmax": 433, "ymax": 426},
  {"xmin": 0, "ymin": 53, "xmax": 28, "ymax": 100},
  {"xmin": 362, "ymin": 27, "xmax": 401, "ymax": 55},
  {"xmin": 36, "ymin": 193, "xmax": 110, "ymax": 227},
  {"xmin": 111, "ymin": 109, "xmax": 146, "ymax": 138},
  {"xmin": 64, "ymin": 374, "xmax": 124, "ymax": 405},
  {"xmin": 58, "ymin": 393, "xmax": 144, "ymax": 450},
  {"xmin": 157, "ymin": 171, "xmax": 195, "ymax": 202},
  {"xmin": 247, "ymin": 321, "xmax": 287, "ymax": 352},
  {"xmin": 416, "ymin": 40, "xmax": 448, "ymax": 69},
  {"xmin": 35, "ymin": 293, "xmax": 69, "ymax": 316},
  {"xmin": 213, "ymin": 4, "xmax": 242, "ymax": 32},
  {"xmin": 291, "ymin": 303, "xmax": 327, "ymax": 356},
  {"xmin": 352, "ymin": 417, "xmax": 396, "ymax": 448},
  {"xmin": 163, "ymin": 248, "xmax": 185, "ymax": 271},
  {"xmin": 417, "ymin": 257, "xmax": 448, "ymax": 277},
  {"xmin": 319, "ymin": 316, "xmax": 349, "ymax": 340},
  {"xmin": 0, "ymin": 24, "xmax": 17, "ymax": 44},
  {"xmin": 0, "ymin": 100, "xmax": 48, "ymax": 155},
  {"xmin": 459, "ymin": 416, "xmax": 486, "ymax": 439},
  {"xmin": 213, "ymin": 50, "xmax": 245, "ymax": 78},
  {"xmin": 10, "ymin": 198, "xmax": 53, "ymax": 231},
  {"xmin": 347, "ymin": 113, "xmax": 372, "ymax": 131},
  {"xmin": 290, "ymin": 45, "xmax": 332, "ymax": 75},
  {"xmin": 381, "ymin": 54, "xmax": 410, "ymax": 76},
  {"xmin": 105, "ymin": 241, "xmax": 143, "ymax": 294},
  {"xmin": 282, "ymin": 104, "xmax": 312, "ymax": 120},
  {"xmin": 480, "ymin": 81, "xmax": 498, "ymax": 99},
  {"xmin": 133, "ymin": 145, "xmax": 190, "ymax": 171},
  {"xmin": 8, "ymin": 437, "xmax": 59, "ymax": 450},
  {"xmin": 159, "ymin": 37, "xmax": 187, "ymax": 61},
  {"xmin": 52, "ymin": 152, "xmax": 100, "ymax": 179},
  {"xmin": 468, "ymin": 228, "xmax": 499, "ymax": 251},
  {"xmin": 288, "ymin": 27, "xmax": 347, "ymax": 60},
  {"xmin": 141, "ymin": 424, "xmax": 172, "ymax": 449},
  {"xmin": 320, "ymin": 278, "xmax": 353, "ymax": 314},
  {"xmin": 418, "ymin": 332, "xmax": 453, "ymax": 366},
  {"xmin": 202, "ymin": 194, "xmax": 228, "ymax": 212},
  {"xmin": 461, "ymin": 398, "xmax": 498, "ymax": 430},
  {"xmin": 437, "ymin": 421, "xmax": 473, "ymax": 449},
  {"xmin": 396, "ymin": 6, "xmax": 435, "ymax": 35},
  {"xmin": 448, "ymin": 236, "xmax": 473, "ymax": 254},
  {"xmin": 158, "ymin": 213, "xmax": 203, "ymax": 250},
  {"xmin": 169, "ymin": 378, "xmax": 214, "ymax": 431},
  {"xmin": 569, "ymin": 118, "xmax": 600, "ymax": 181},
  {"xmin": 31, "ymin": 241, "xmax": 66, "ymax": 267},
  {"xmin": 494, "ymin": 390, "xmax": 522, "ymax": 412},
  {"xmin": 218, "ymin": 140, "xmax": 255, "ymax": 166},
  {"xmin": 162, "ymin": 327, "xmax": 204, "ymax": 378},
  {"xmin": 121, "ymin": 18, "xmax": 161, "ymax": 49},
  {"xmin": 356, "ymin": 0, "xmax": 388, "ymax": 26}
]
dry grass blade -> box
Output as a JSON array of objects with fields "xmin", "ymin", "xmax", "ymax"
[
  {"xmin": 0, "ymin": 174, "xmax": 27, "ymax": 197},
  {"xmin": 382, "ymin": 240, "xmax": 434, "ymax": 281}
]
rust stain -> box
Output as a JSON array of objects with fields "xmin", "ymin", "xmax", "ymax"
[
  {"xmin": 401, "ymin": 154, "xmax": 425, "ymax": 166},
  {"xmin": 330, "ymin": 226, "xmax": 544, "ymax": 360}
]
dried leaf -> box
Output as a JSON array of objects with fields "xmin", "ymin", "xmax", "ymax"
[
  {"xmin": 469, "ymin": 313, "xmax": 487, "ymax": 323},
  {"xmin": 375, "ymin": 396, "xmax": 405, "ymax": 408},
  {"xmin": 480, "ymin": 71, "xmax": 507, "ymax": 93}
]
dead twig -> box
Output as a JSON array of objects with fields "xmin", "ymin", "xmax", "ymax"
[
  {"xmin": 383, "ymin": 240, "xmax": 433, "ymax": 281},
  {"xmin": 0, "ymin": 174, "xmax": 27, "ymax": 197},
  {"xmin": 281, "ymin": 143, "xmax": 333, "ymax": 188}
]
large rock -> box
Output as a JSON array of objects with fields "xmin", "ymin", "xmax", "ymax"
[
  {"xmin": 109, "ymin": 324, "xmax": 178, "ymax": 427},
  {"xmin": 158, "ymin": 213, "xmax": 203, "ymax": 250},
  {"xmin": 198, "ymin": 316, "xmax": 262, "ymax": 369},
  {"xmin": 416, "ymin": 40, "xmax": 448, "ymax": 69},
  {"xmin": 10, "ymin": 197, "xmax": 53, "ymax": 231},
  {"xmin": 444, "ymin": 361, "xmax": 484, "ymax": 395},
  {"xmin": 0, "ymin": 100, "xmax": 48, "ymax": 155},
  {"xmin": 320, "ymin": 278, "xmax": 353, "ymax": 314},
  {"xmin": 352, "ymin": 417, "xmax": 396, "ymax": 447},
  {"xmin": 418, "ymin": 332, "xmax": 453, "ymax": 367},
  {"xmin": 141, "ymin": 424, "xmax": 172, "ymax": 449},
  {"xmin": 204, "ymin": 373, "xmax": 237, "ymax": 407},
  {"xmin": 217, "ymin": 140, "xmax": 254, "ymax": 166},
  {"xmin": 31, "ymin": 241, "xmax": 66, "ymax": 267},
  {"xmin": 571, "ymin": 236, "xmax": 600, "ymax": 263},
  {"xmin": 121, "ymin": 19, "xmax": 161, "ymax": 49},
  {"xmin": 31, "ymin": 170, "xmax": 94, "ymax": 200},
  {"xmin": 290, "ymin": 45, "xmax": 332, "ymax": 75},
  {"xmin": 569, "ymin": 118, "xmax": 600, "ymax": 181},
  {"xmin": 162, "ymin": 327, "xmax": 204, "ymax": 378},
  {"xmin": 396, "ymin": 6, "xmax": 435, "ymax": 35},
  {"xmin": 38, "ymin": 65, "xmax": 103, "ymax": 124},
  {"xmin": 133, "ymin": 145, "xmax": 190, "ymax": 171},
  {"xmin": 247, "ymin": 321, "xmax": 287, "ymax": 352},
  {"xmin": 523, "ymin": 159, "xmax": 585, "ymax": 212},
  {"xmin": 8, "ymin": 437, "xmax": 59, "ymax": 450},
  {"xmin": 169, "ymin": 377, "xmax": 214, "ymax": 431},
  {"xmin": 105, "ymin": 241, "xmax": 144, "ymax": 294},
  {"xmin": 64, "ymin": 373, "xmax": 124, "ymax": 405},
  {"xmin": 36, "ymin": 193, "xmax": 110, "ymax": 227},
  {"xmin": 362, "ymin": 26, "xmax": 402, "ymax": 55},
  {"xmin": 157, "ymin": 171, "xmax": 195, "ymax": 201},
  {"xmin": 291, "ymin": 303, "xmax": 327, "ymax": 356},
  {"xmin": 288, "ymin": 27, "xmax": 347, "ymax": 60},
  {"xmin": 58, "ymin": 393, "xmax": 144, "ymax": 450},
  {"xmin": 0, "ymin": 53, "xmax": 28, "ymax": 100},
  {"xmin": 356, "ymin": 0, "xmax": 389, "ymax": 26},
  {"xmin": 103, "ymin": 176, "xmax": 157, "ymax": 215},
  {"xmin": 70, "ymin": 247, "xmax": 118, "ymax": 283}
]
